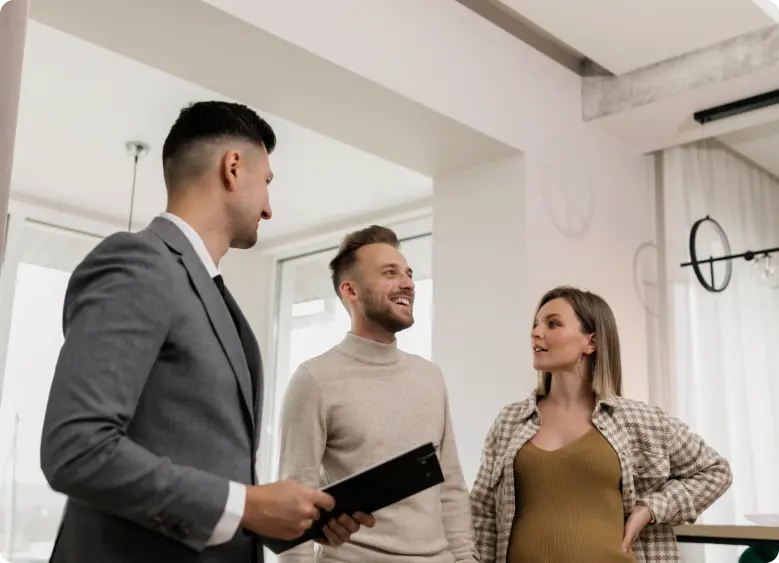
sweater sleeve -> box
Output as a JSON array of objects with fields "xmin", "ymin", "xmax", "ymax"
[
  {"xmin": 277, "ymin": 365, "xmax": 327, "ymax": 563},
  {"xmin": 438, "ymin": 384, "xmax": 479, "ymax": 562}
]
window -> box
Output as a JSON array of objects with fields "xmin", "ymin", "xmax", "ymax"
[
  {"xmin": 0, "ymin": 219, "xmax": 103, "ymax": 562},
  {"xmin": 266, "ymin": 233, "xmax": 433, "ymax": 482},
  {"xmin": 661, "ymin": 142, "xmax": 779, "ymax": 563}
]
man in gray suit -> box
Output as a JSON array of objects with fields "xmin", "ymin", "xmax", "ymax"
[{"xmin": 40, "ymin": 101, "xmax": 373, "ymax": 563}]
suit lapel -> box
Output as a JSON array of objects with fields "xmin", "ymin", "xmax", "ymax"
[
  {"xmin": 147, "ymin": 218, "xmax": 255, "ymax": 427},
  {"xmin": 221, "ymin": 284, "xmax": 264, "ymax": 424},
  {"xmin": 181, "ymin": 252, "xmax": 255, "ymax": 426},
  {"xmin": 220, "ymin": 287, "xmax": 264, "ymax": 478}
]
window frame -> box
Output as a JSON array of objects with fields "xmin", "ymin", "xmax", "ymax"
[
  {"xmin": 0, "ymin": 198, "xmax": 117, "ymax": 560},
  {"xmin": 0, "ymin": 198, "xmax": 119, "ymax": 403}
]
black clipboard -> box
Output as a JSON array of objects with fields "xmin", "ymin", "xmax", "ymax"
[{"xmin": 260, "ymin": 442, "xmax": 444, "ymax": 554}]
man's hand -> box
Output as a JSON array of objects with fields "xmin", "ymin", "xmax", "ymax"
[
  {"xmin": 621, "ymin": 504, "xmax": 653, "ymax": 553},
  {"xmin": 316, "ymin": 512, "xmax": 376, "ymax": 547},
  {"xmin": 241, "ymin": 480, "xmax": 335, "ymax": 540}
]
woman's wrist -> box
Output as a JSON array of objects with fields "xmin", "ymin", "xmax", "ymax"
[{"xmin": 635, "ymin": 501, "xmax": 656, "ymax": 525}]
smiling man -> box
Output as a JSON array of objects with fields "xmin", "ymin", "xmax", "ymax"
[{"xmin": 277, "ymin": 225, "xmax": 477, "ymax": 563}]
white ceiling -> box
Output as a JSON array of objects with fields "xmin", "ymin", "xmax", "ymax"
[
  {"xmin": 718, "ymin": 118, "xmax": 779, "ymax": 178},
  {"xmin": 11, "ymin": 22, "xmax": 433, "ymax": 241},
  {"xmin": 29, "ymin": 0, "xmax": 516, "ymax": 182},
  {"xmin": 497, "ymin": 0, "xmax": 775, "ymax": 74}
]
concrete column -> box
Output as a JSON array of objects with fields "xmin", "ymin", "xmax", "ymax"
[
  {"xmin": 432, "ymin": 154, "xmax": 526, "ymax": 484},
  {"xmin": 0, "ymin": 0, "xmax": 28, "ymax": 270}
]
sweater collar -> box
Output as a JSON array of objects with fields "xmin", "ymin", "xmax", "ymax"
[{"xmin": 337, "ymin": 332, "xmax": 402, "ymax": 365}]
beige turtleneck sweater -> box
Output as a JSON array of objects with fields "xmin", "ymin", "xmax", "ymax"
[{"xmin": 276, "ymin": 332, "xmax": 476, "ymax": 563}]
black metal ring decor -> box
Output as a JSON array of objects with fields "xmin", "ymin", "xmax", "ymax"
[{"xmin": 680, "ymin": 215, "xmax": 779, "ymax": 293}]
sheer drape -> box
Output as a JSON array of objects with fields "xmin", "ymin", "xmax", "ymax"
[{"xmin": 661, "ymin": 140, "xmax": 779, "ymax": 557}]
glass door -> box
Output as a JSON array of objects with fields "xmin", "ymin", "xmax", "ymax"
[{"xmin": 0, "ymin": 216, "xmax": 105, "ymax": 563}]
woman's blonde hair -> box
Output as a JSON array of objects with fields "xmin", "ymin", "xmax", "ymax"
[{"xmin": 535, "ymin": 286, "xmax": 623, "ymax": 398}]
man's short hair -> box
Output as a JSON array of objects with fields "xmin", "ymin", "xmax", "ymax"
[
  {"xmin": 162, "ymin": 101, "xmax": 276, "ymax": 190},
  {"xmin": 329, "ymin": 225, "xmax": 400, "ymax": 298}
]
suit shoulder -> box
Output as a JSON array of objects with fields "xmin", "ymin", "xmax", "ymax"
[
  {"xmin": 85, "ymin": 229, "xmax": 167, "ymax": 261},
  {"xmin": 69, "ymin": 230, "xmax": 174, "ymax": 298}
]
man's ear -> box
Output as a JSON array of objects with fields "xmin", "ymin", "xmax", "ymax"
[
  {"xmin": 222, "ymin": 150, "xmax": 241, "ymax": 192},
  {"xmin": 340, "ymin": 280, "xmax": 357, "ymax": 302}
]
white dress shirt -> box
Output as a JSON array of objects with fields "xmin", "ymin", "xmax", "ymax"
[{"xmin": 159, "ymin": 212, "xmax": 247, "ymax": 546}]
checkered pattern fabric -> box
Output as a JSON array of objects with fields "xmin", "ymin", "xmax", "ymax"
[{"xmin": 470, "ymin": 392, "xmax": 733, "ymax": 563}]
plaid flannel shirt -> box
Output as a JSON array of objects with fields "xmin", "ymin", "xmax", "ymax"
[{"xmin": 470, "ymin": 392, "xmax": 733, "ymax": 563}]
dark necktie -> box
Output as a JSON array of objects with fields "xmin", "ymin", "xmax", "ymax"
[
  {"xmin": 214, "ymin": 276, "xmax": 263, "ymax": 562},
  {"xmin": 213, "ymin": 274, "xmax": 258, "ymax": 399}
]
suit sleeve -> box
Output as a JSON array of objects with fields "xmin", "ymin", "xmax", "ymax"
[
  {"xmin": 40, "ymin": 232, "xmax": 231, "ymax": 552},
  {"xmin": 276, "ymin": 365, "xmax": 327, "ymax": 563}
]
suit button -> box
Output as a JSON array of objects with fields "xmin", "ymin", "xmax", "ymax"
[
  {"xmin": 172, "ymin": 523, "xmax": 190, "ymax": 539},
  {"xmin": 152, "ymin": 516, "xmax": 171, "ymax": 535}
]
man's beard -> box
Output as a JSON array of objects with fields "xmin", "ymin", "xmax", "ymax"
[{"xmin": 363, "ymin": 290, "xmax": 414, "ymax": 334}]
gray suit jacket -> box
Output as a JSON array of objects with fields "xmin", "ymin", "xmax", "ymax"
[{"xmin": 40, "ymin": 217, "xmax": 264, "ymax": 563}]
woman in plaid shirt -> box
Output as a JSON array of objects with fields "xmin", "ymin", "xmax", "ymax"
[{"xmin": 470, "ymin": 286, "xmax": 732, "ymax": 563}]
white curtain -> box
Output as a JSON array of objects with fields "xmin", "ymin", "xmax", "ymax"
[{"xmin": 661, "ymin": 140, "xmax": 779, "ymax": 561}]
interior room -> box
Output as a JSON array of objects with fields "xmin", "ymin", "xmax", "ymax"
[{"xmin": 1, "ymin": 0, "xmax": 778, "ymax": 562}]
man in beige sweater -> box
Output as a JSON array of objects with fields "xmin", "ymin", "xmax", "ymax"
[{"xmin": 277, "ymin": 225, "xmax": 477, "ymax": 563}]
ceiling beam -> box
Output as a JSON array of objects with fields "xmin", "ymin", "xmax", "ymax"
[
  {"xmin": 583, "ymin": 24, "xmax": 779, "ymax": 152},
  {"xmin": 452, "ymin": 0, "xmax": 612, "ymax": 76},
  {"xmin": 30, "ymin": 0, "xmax": 516, "ymax": 177}
]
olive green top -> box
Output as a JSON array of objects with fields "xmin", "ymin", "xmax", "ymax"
[{"xmin": 508, "ymin": 428, "xmax": 636, "ymax": 563}]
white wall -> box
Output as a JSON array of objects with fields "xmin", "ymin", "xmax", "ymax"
[
  {"xmin": 212, "ymin": 0, "xmax": 658, "ymax": 479},
  {"xmin": 220, "ymin": 250, "xmax": 276, "ymax": 361},
  {"xmin": 523, "ymin": 142, "xmax": 656, "ymax": 404},
  {"xmin": 0, "ymin": 0, "xmax": 29, "ymax": 266},
  {"xmin": 431, "ymin": 147, "xmax": 655, "ymax": 483},
  {"xmin": 433, "ymin": 155, "xmax": 528, "ymax": 485}
]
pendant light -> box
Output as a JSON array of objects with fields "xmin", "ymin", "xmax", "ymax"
[{"xmin": 125, "ymin": 141, "xmax": 149, "ymax": 231}]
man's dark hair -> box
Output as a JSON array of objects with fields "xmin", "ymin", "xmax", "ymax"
[
  {"xmin": 329, "ymin": 225, "xmax": 399, "ymax": 298},
  {"xmin": 162, "ymin": 101, "xmax": 276, "ymax": 190}
]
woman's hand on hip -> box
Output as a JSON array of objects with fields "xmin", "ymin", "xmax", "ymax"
[{"xmin": 622, "ymin": 504, "xmax": 653, "ymax": 553}]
